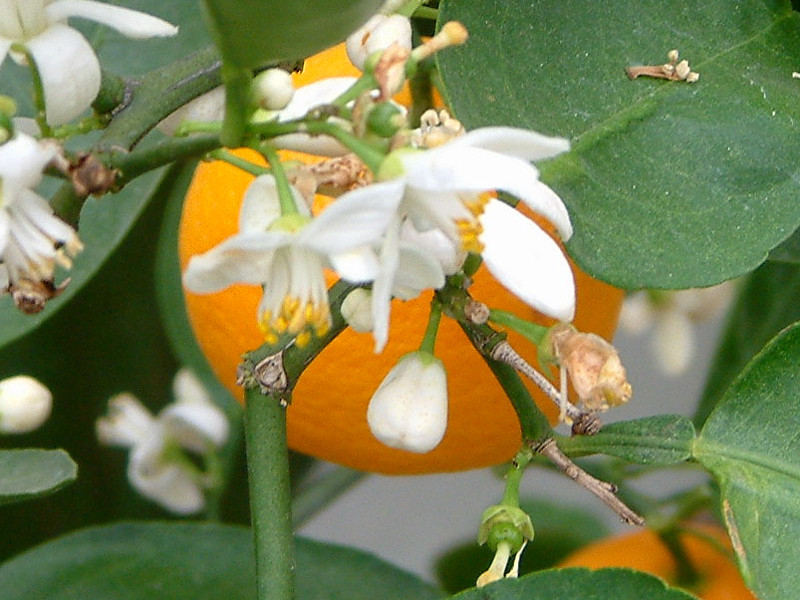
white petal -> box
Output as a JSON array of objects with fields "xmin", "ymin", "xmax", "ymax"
[
  {"xmin": 370, "ymin": 214, "xmax": 402, "ymax": 353},
  {"xmin": 618, "ymin": 292, "xmax": 656, "ymax": 334},
  {"xmin": 328, "ymin": 246, "xmax": 380, "ymax": 282},
  {"xmin": 0, "ymin": 133, "xmax": 56, "ymax": 190},
  {"xmin": 182, "ymin": 232, "xmax": 288, "ymax": 292},
  {"xmin": 652, "ymin": 311, "xmax": 694, "ymax": 375},
  {"xmin": 26, "ymin": 24, "xmax": 101, "ymax": 125},
  {"xmin": 452, "ymin": 127, "xmax": 570, "ymax": 161},
  {"xmin": 157, "ymin": 86, "xmax": 225, "ymax": 136},
  {"xmin": 480, "ymin": 200, "xmax": 575, "ymax": 322},
  {"xmin": 161, "ymin": 402, "xmax": 229, "ymax": 452},
  {"xmin": 46, "ymin": 0, "xmax": 178, "ymax": 38},
  {"xmin": 172, "ymin": 368, "xmax": 211, "ymax": 407},
  {"xmin": 392, "ymin": 244, "xmax": 445, "ymax": 298},
  {"xmin": 128, "ymin": 441, "xmax": 205, "ymax": 514},
  {"xmin": 400, "ymin": 221, "xmax": 465, "ymax": 275},
  {"xmin": 367, "ymin": 352, "xmax": 448, "ymax": 453},
  {"xmin": 277, "ymin": 77, "xmax": 357, "ymax": 121},
  {"xmin": 240, "ymin": 175, "xmax": 284, "ymax": 232},
  {"xmin": 403, "ymin": 145, "xmax": 572, "ymax": 239},
  {"xmin": 299, "ymin": 178, "xmax": 404, "ymax": 254},
  {"xmin": 96, "ymin": 393, "xmax": 157, "ymax": 448}
]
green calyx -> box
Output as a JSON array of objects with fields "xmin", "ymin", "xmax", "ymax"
[
  {"xmin": 270, "ymin": 213, "xmax": 312, "ymax": 233},
  {"xmin": 478, "ymin": 504, "xmax": 534, "ymax": 552},
  {"xmin": 367, "ymin": 102, "xmax": 405, "ymax": 138}
]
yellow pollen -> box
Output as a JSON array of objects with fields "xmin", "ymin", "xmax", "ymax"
[{"xmin": 296, "ymin": 331, "xmax": 312, "ymax": 348}]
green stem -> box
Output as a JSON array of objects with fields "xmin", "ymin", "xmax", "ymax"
[
  {"xmin": 13, "ymin": 43, "xmax": 51, "ymax": 136},
  {"xmin": 219, "ymin": 63, "xmax": 253, "ymax": 147},
  {"xmin": 419, "ymin": 299, "xmax": 442, "ymax": 354},
  {"xmin": 489, "ymin": 309, "xmax": 549, "ymax": 346},
  {"xmin": 244, "ymin": 388, "xmax": 295, "ymax": 600},
  {"xmin": 257, "ymin": 143, "xmax": 298, "ymax": 215},
  {"xmin": 501, "ymin": 451, "xmax": 531, "ymax": 507},
  {"xmin": 658, "ymin": 529, "xmax": 701, "ymax": 588},
  {"xmin": 209, "ymin": 148, "xmax": 272, "ymax": 177}
]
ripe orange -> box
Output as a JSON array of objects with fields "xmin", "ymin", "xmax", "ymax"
[
  {"xmin": 557, "ymin": 525, "xmax": 757, "ymax": 600},
  {"xmin": 177, "ymin": 44, "xmax": 624, "ymax": 474}
]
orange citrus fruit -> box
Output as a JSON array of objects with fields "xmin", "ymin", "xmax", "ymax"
[
  {"xmin": 557, "ymin": 525, "xmax": 757, "ymax": 600},
  {"xmin": 178, "ymin": 44, "xmax": 624, "ymax": 474}
]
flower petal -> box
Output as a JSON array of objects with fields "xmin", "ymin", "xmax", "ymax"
[
  {"xmin": 240, "ymin": 175, "xmax": 284, "ymax": 232},
  {"xmin": 403, "ymin": 145, "xmax": 573, "ymax": 239},
  {"xmin": 328, "ymin": 246, "xmax": 380, "ymax": 282},
  {"xmin": 392, "ymin": 244, "xmax": 445, "ymax": 299},
  {"xmin": 46, "ymin": 0, "xmax": 178, "ymax": 38},
  {"xmin": 182, "ymin": 232, "xmax": 289, "ymax": 293},
  {"xmin": 26, "ymin": 24, "xmax": 101, "ymax": 125},
  {"xmin": 95, "ymin": 393, "xmax": 157, "ymax": 448},
  {"xmin": 299, "ymin": 178, "xmax": 404, "ymax": 254},
  {"xmin": 451, "ymin": 127, "xmax": 570, "ymax": 161},
  {"xmin": 0, "ymin": 133, "xmax": 56, "ymax": 191},
  {"xmin": 161, "ymin": 402, "xmax": 229, "ymax": 452},
  {"xmin": 480, "ymin": 200, "xmax": 575, "ymax": 322},
  {"xmin": 128, "ymin": 441, "xmax": 205, "ymax": 514}
]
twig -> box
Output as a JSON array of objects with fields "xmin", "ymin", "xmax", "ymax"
[
  {"xmin": 490, "ymin": 341, "xmax": 584, "ymax": 422},
  {"xmin": 533, "ymin": 438, "xmax": 645, "ymax": 526}
]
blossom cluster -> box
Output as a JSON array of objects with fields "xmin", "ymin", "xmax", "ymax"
[{"xmin": 181, "ymin": 17, "xmax": 578, "ymax": 455}]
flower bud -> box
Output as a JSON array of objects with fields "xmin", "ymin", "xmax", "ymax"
[
  {"xmin": 251, "ymin": 68, "xmax": 295, "ymax": 111},
  {"xmin": 341, "ymin": 288, "xmax": 374, "ymax": 333},
  {"xmin": 367, "ymin": 351, "xmax": 447, "ymax": 453},
  {"xmin": 346, "ymin": 14, "xmax": 412, "ymax": 70},
  {"xmin": 0, "ymin": 376, "xmax": 52, "ymax": 434},
  {"xmin": 550, "ymin": 325, "xmax": 632, "ymax": 411}
]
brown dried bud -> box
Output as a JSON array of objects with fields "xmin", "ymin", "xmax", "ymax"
[
  {"xmin": 70, "ymin": 153, "xmax": 117, "ymax": 197},
  {"xmin": 550, "ymin": 324, "xmax": 632, "ymax": 412},
  {"xmin": 9, "ymin": 278, "xmax": 69, "ymax": 314}
]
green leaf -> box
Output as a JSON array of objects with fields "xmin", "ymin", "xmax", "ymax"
[
  {"xmin": 0, "ymin": 168, "xmax": 165, "ymax": 351},
  {"xmin": 693, "ymin": 322, "xmax": 800, "ymax": 600},
  {"xmin": 453, "ymin": 568, "xmax": 697, "ymax": 599},
  {"xmin": 437, "ymin": 0, "xmax": 800, "ymax": 288},
  {"xmin": 0, "ymin": 449, "xmax": 77, "ymax": 507},
  {"xmin": 768, "ymin": 225, "xmax": 800, "ymax": 263},
  {"xmin": 695, "ymin": 262, "xmax": 800, "ymax": 427},
  {"xmin": 435, "ymin": 498, "xmax": 610, "ymax": 594},
  {"xmin": 201, "ymin": 0, "xmax": 385, "ymax": 68},
  {"xmin": 557, "ymin": 415, "xmax": 696, "ymax": 466},
  {"xmin": 0, "ymin": 523, "xmax": 442, "ymax": 600}
]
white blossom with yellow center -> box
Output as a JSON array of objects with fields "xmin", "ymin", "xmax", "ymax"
[
  {"xmin": 183, "ymin": 174, "xmax": 403, "ymax": 346},
  {"xmin": 0, "ymin": 0, "xmax": 177, "ymax": 125}
]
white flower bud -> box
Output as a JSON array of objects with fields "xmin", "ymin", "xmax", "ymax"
[
  {"xmin": 252, "ymin": 68, "xmax": 295, "ymax": 111},
  {"xmin": 367, "ymin": 351, "xmax": 448, "ymax": 453},
  {"xmin": 341, "ymin": 288, "xmax": 374, "ymax": 333},
  {"xmin": 0, "ymin": 376, "xmax": 52, "ymax": 434},
  {"xmin": 346, "ymin": 14, "xmax": 412, "ymax": 70}
]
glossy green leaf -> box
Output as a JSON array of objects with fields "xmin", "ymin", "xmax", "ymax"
[
  {"xmin": 695, "ymin": 262, "xmax": 800, "ymax": 426},
  {"xmin": 453, "ymin": 568, "xmax": 696, "ymax": 599},
  {"xmin": 437, "ymin": 0, "xmax": 800, "ymax": 288},
  {"xmin": 768, "ymin": 226, "xmax": 800, "ymax": 263},
  {"xmin": 694, "ymin": 322, "xmax": 800, "ymax": 600},
  {"xmin": 435, "ymin": 497, "xmax": 610, "ymax": 594},
  {"xmin": 201, "ymin": 0, "xmax": 384, "ymax": 68},
  {"xmin": 0, "ymin": 523, "xmax": 442, "ymax": 600},
  {"xmin": 0, "ymin": 449, "xmax": 76, "ymax": 507},
  {"xmin": 558, "ymin": 415, "xmax": 696, "ymax": 466}
]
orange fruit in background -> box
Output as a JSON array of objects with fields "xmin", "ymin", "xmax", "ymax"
[
  {"xmin": 177, "ymin": 44, "xmax": 624, "ymax": 474},
  {"xmin": 557, "ymin": 525, "xmax": 757, "ymax": 600}
]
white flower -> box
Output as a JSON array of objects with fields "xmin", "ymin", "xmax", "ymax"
[
  {"xmin": 183, "ymin": 174, "xmax": 403, "ymax": 346},
  {"xmin": 364, "ymin": 126, "xmax": 575, "ymax": 351},
  {"xmin": 619, "ymin": 282, "xmax": 735, "ymax": 375},
  {"xmin": 96, "ymin": 368, "xmax": 229, "ymax": 514},
  {"xmin": 0, "ymin": 375, "xmax": 52, "ymax": 434},
  {"xmin": 0, "ymin": 133, "xmax": 82, "ymax": 310},
  {"xmin": 367, "ymin": 351, "xmax": 448, "ymax": 453},
  {"xmin": 0, "ymin": 0, "xmax": 177, "ymax": 126},
  {"xmin": 252, "ymin": 68, "xmax": 295, "ymax": 111},
  {"xmin": 346, "ymin": 14, "xmax": 412, "ymax": 70}
]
